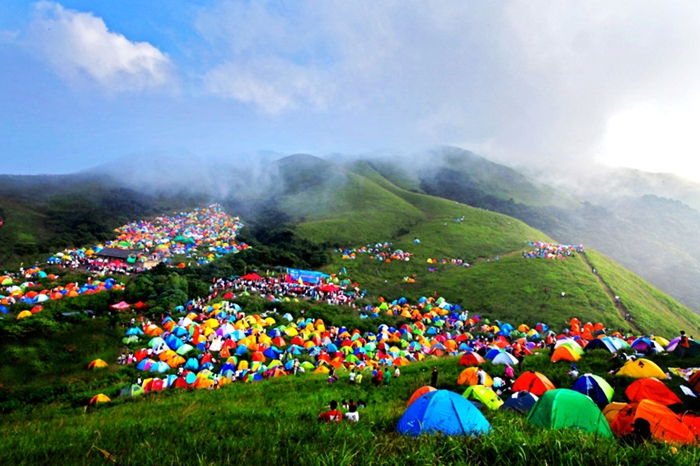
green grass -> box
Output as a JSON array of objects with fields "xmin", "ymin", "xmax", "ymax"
[{"xmin": 3, "ymin": 353, "xmax": 700, "ymax": 465}]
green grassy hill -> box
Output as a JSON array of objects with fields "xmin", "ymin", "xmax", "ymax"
[
  {"xmin": 0, "ymin": 175, "xmax": 206, "ymax": 268},
  {"xmin": 247, "ymin": 155, "xmax": 700, "ymax": 337}
]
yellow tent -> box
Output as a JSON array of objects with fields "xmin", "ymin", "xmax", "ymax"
[
  {"xmin": 616, "ymin": 358, "xmax": 667, "ymax": 379},
  {"xmin": 463, "ymin": 385, "xmax": 503, "ymax": 410},
  {"xmin": 87, "ymin": 359, "xmax": 108, "ymax": 370},
  {"xmin": 89, "ymin": 394, "xmax": 111, "ymax": 405},
  {"xmin": 17, "ymin": 310, "xmax": 32, "ymax": 320},
  {"xmin": 602, "ymin": 402, "xmax": 627, "ymax": 425}
]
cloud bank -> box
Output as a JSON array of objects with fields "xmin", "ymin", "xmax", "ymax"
[
  {"xmin": 195, "ymin": 0, "xmax": 700, "ymax": 173},
  {"xmin": 28, "ymin": 1, "xmax": 174, "ymax": 92}
]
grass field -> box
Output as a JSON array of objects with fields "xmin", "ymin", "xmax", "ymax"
[{"xmin": 3, "ymin": 350, "xmax": 700, "ymax": 465}]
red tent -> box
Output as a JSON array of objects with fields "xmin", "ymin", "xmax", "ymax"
[
  {"xmin": 240, "ymin": 273, "xmax": 263, "ymax": 281},
  {"xmin": 320, "ymin": 284, "xmax": 340, "ymax": 292},
  {"xmin": 134, "ymin": 301, "xmax": 148, "ymax": 309},
  {"xmin": 512, "ymin": 371, "xmax": 555, "ymax": 396},
  {"xmin": 625, "ymin": 378, "xmax": 682, "ymax": 406},
  {"xmin": 459, "ymin": 352, "xmax": 485, "ymax": 366}
]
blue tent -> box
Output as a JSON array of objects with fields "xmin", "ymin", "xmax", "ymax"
[
  {"xmin": 0, "ymin": 305, "xmax": 8, "ymax": 314},
  {"xmin": 397, "ymin": 390, "xmax": 490, "ymax": 437},
  {"xmin": 165, "ymin": 334, "xmax": 184, "ymax": 351},
  {"xmin": 584, "ymin": 338, "xmax": 616, "ymax": 353},
  {"xmin": 501, "ymin": 391, "xmax": 539, "ymax": 413},
  {"xmin": 571, "ymin": 374, "xmax": 614, "ymax": 408}
]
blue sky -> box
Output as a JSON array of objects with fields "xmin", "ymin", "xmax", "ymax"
[{"xmin": 2, "ymin": 1, "xmax": 700, "ymax": 179}]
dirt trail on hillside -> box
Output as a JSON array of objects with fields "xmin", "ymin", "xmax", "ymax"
[{"xmin": 579, "ymin": 252, "xmax": 641, "ymax": 334}]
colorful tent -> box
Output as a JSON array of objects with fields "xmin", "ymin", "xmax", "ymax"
[
  {"xmin": 550, "ymin": 345, "xmax": 581, "ymax": 363},
  {"xmin": 457, "ymin": 367, "xmax": 493, "ymax": 387},
  {"xmin": 87, "ymin": 359, "xmax": 108, "ymax": 370},
  {"xmin": 501, "ymin": 391, "xmax": 539, "ymax": 413},
  {"xmin": 459, "ymin": 352, "xmax": 485, "ymax": 366},
  {"xmin": 625, "ymin": 378, "xmax": 681, "ymax": 406},
  {"xmin": 610, "ymin": 400, "xmax": 695, "ymax": 444},
  {"xmin": 407, "ymin": 386, "xmax": 437, "ymax": 407},
  {"xmin": 572, "ymin": 374, "xmax": 614, "ymax": 407},
  {"xmin": 528, "ymin": 389, "xmax": 612, "ymax": 437},
  {"xmin": 512, "ymin": 372, "xmax": 555, "ymax": 396},
  {"xmin": 602, "ymin": 402, "xmax": 627, "ymax": 425},
  {"xmin": 462, "ymin": 385, "xmax": 503, "ymax": 410},
  {"xmin": 397, "ymin": 390, "xmax": 491, "ymax": 437},
  {"xmin": 89, "ymin": 394, "xmax": 111, "ymax": 405},
  {"xmin": 120, "ymin": 384, "xmax": 144, "ymax": 397},
  {"xmin": 616, "ymin": 359, "xmax": 667, "ymax": 379}
]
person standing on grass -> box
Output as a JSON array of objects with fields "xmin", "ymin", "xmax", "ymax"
[
  {"xmin": 477, "ymin": 367, "xmax": 486, "ymax": 386},
  {"xmin": 680, "ymin": 331, "xmax": 690, "ymax": 358},
  {"xmin": 383, "ymin": 366, "xmax": 391, "ymax": 385},
  {"xmin": 430, "ymin": 366, "xmax": 439, "ymax": 387},
  {"xmin": 517, "ymin": 353, "xmax": 525, "ymax": 373}
]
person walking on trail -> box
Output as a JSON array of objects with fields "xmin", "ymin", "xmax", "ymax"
[{"xmin": 430, "ymin": 366, "xmax": 439, "ymax": 387}]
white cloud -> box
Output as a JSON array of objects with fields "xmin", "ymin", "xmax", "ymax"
[
  {"xmin": 195, "ymin": 0, "xmax": 700, "ymax": 173},
  {"xmin": 28, "ymin": 1, "xmax": 174, "ymax": 92},
  {"xmin": 205, "ymin": 57, "xmax": 330, "ymax": 114}
]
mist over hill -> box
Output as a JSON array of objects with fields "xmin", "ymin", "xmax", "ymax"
[
  {"xmin": 353, "ymin": 147, "xmax": 700, "ymax": 311},
  {"xmin": 3, "ymin": 146, "xmax": 700, "ymax": 315}
]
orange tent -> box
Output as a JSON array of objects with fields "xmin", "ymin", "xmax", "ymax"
[
  {"xmin": 407, "ymin": 386, "xmax": 437, "ymax": 406},
  {"xmin": 603, "ymin": 402, "xmax": 627, "ymax": 425},
  {"xmin": 457, "ymin": 367, "xmax": 493, "ymax": 387},
  {"xmin": 550, "ymin": 346, "xmax": 581, "ymax": 363},
  {"xmin": 512, "ymin": 371, "xmax": 555, "ymax": 396},
  {"xmin": 625, "ymin": 378, "xmax": 681, "ymax": 406},
  {"xmin": 610, "ymin": 400, "xmax": 695, "ymax": 444}
]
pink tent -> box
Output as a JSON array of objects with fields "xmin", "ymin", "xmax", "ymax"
[{"xmin": 110, "ymin": 301, "xmax": 131, "ymax": 310}]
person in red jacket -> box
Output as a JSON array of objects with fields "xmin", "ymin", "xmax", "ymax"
[{"xmin": 318, "ymin": 400, "xmax": 342, "ymax": 423}]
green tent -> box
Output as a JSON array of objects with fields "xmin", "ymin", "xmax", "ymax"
[
  {"xmin": 463, "ymin": 385, "xmax": 504, "ymax": 410},
  {"xmin": 527, "ymin": 389, "xmax": 612, "ymax": 437},
  {"xmin": 176, "ymin": 344, "xmax": 194, "ymax": 356}
]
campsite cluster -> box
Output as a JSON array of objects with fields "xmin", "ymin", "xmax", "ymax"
[
  {"xmin": 339, "ymin": 243, "xmax": 414, "ymax": 262},
  {"xmin": 4, "ymin": 203, "xmax": 700, "ymax": 452},
  {"xmin": 81, "ymin": 271, "xmax": 700, "ymax": 446},
  {"xmin": 45, "ymin": 205, "xmax": 247, "ymax": 272},
  {"xmin": 522, "ymin": 241, "xmax": 584, "ymax": 260},
  {"xmin": 0, "ymin": 274, "xmax": 123, "ymax": 315}
]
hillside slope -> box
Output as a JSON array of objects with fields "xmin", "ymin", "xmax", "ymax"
[{"xmin": 228, "ymin": 154, "xmax": 700, "ymax": 336}]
